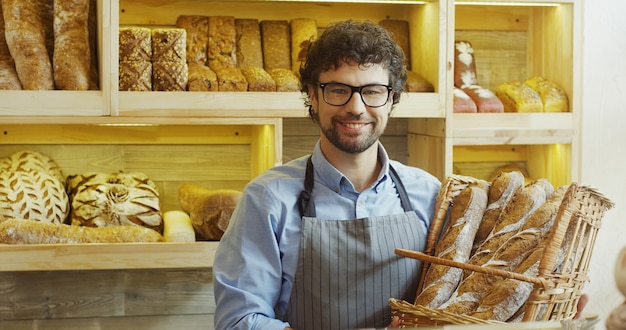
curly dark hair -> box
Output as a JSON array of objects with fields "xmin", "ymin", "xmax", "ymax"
[{"xmin": 299, "ymin": 20, "xmax": 408, "ymax": 117}]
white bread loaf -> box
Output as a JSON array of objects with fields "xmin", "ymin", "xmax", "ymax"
[{"xmin": 414, "ymin": 180, "xmax": 489, "ymax": 308}]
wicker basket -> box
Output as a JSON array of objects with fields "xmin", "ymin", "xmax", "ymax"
[{"xmin": 390, "ymin": 174, "xmax": 614, "ymax": 327}]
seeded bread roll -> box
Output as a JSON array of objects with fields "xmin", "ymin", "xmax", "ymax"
[
  {"xmin": 462, "ymin": 85, "xmax": 504, "ymax": 113},
  {"xmin": 290, "ymin": 18, "xmax": 317, "ymax": 76},
  {"xmin": 119, "ymin": 26, "xmax": 152, "ymax": 62},
  {"xmin": 269, "ymin": 68, "xmax": 299, "ymax": 92},
  {"xmin": 241, "ymin": 67, "xmax": 276, "ymax": 91},
  {"xmin": 152, "ymin": 61, "xmax": 188, "ymax": 91},
  {"xmin": 2, "ymin": 0, "xmax": 55, "ymax": 90},
  {"xmin": 453, "ymin": 87, "xmax": 477, "ymax": 113},
  {"xmin": 414, "ymin": 181, "xmax": 489, "ymax": 308},
  {"xmin": 524, "ymin": 76, "xmax": 569, "ymax": 112},
  {"xmin": 216, "ymin": 67, "xmax": 247, "ymax": 91},
  {"xmin": 176, "ymin": 15, "xmax": 209, "ymax": 65},
  {"xmin": 496, "ymin": 80, "xmax": 543, "ymax": 113},
  {"xmin": 260, "ymin": 20, "xmax": 291, "ymax": 71},
  {"xmin": 406, "ymin": 71, "xmax": 434, "ymax": 92},
  {"xmin": 235, "ymin": 18, "xmax": 263, "ymax": 69},
  {"xmin": 119, "ymin": 60, "xmax": 152, "ymax": 91},
  {"xmin": 187, "ymin": 63, "xmax": 218, "ymax": 91},
  {"xmin": 151, "ymin": 28, "xmax": 186, "ymax": 63},
  {"xmin": 0, "ymin": 219, "xmax": 164, "ymax": 244},
  {"xmin": 208, "ymin": 16, "xmax": 237, "ymax": 70},
  {"xmin": 53, "ymin": 0, "xmax": 91, "ymax": 90}
]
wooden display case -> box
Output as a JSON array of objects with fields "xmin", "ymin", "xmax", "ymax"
[{"xmin": 0, "ymin": 0, "xmax": 583, "ymax": 328}]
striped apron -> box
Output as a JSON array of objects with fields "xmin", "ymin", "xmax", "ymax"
[{"xmin": 284, "ymin": 157, "xmax": 426, "ymax": 329}]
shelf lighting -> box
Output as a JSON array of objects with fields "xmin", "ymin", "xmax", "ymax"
[
  {"xmin": 97, "ymin": 123, "xmax": 158, "ymax": 127},
  {"xmin": 455, "ymin": 1, "xmax": 560, "ymax": 6},
  {"xmin": 270, "ymin": 0, "xmax": 427, "ymax": 3}
]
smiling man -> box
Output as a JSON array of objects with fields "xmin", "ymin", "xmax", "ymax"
[{"xmin": 213, "ymin": 20, "xmax": 441, "ymax": 330}]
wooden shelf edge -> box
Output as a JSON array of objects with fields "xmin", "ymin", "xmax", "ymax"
[{"xmin": 0, "ymin": 241, "xmax": 219, "ymax": 272}]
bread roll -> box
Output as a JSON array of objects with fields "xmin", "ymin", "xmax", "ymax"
[
  {"xmin": 241, "ymin": 67, "xmax": 276, "ymax": 91},
  {"xmin": 524, "ymin": 76, "xmax": 568, "ymax": 112},
  {"xmin": 119, "ymin": 60, "xmax": 152, "ymax": 91},
  {"xmin": 406, "ymin": 71, "xmax": 434, "ymax": 92},
  {"xmin": 0, "ymin": 219, "xmax": 164, "ymax": 244},
  {"xmin": 235, "ymin": 18, "xmax": 263, "ymax": 69},
  {"xmin": 66, "ymin": 172, "xmax": 163, "ymax": 233},
  {"xmin": 215, "ymin": 67, "xmax": 247, "ymax": 91},
  {"xmin": 290, "ymin": 18, "xmax": 317, "ymax": 76},
  {"xmin": 414, "ymin": 181, "xmax": 489, "ymax": 308},
  {"xmin": 462, "ymin": 85, "xmax": 504, "ymax": 113},
  {"xmin": 496, "ymin": 80, "xmax": 543, "ymax": 113},
  {"xmin": 178, "ymin": 184, "xmax": 242, "ymax": 241},
  {"xmin": 151, "ymin": 28, "xmax": 186, "ymax": 63},
  {"xmin": 269, "ymin": 68, "xmax": 299, "ymax": 92},
  {"xmin": 152, "ymin": 61, "xmax": 188, "ymax": 91},
  {"xmin": 379, "ymin": 19, "xmax": 410, "ymax": 68},
  {"xmin": 454, "ymin": 41, "xmax": 477, "ymax": 88},
  {"xmin": 53, "ymin": 0, "xmax": 91, "ymax": 90},
  {"xmin": 2, "ymin": 0, "xmax": 55, "ymax": 90},
  {"xmin": 119, "ymin": 26, "xmax": 152, "ymax": 62},
  {"xmin": 260, "ymin": 20, "xmax": 291, "ymax": 71},
  {"xmin": 208, "ymin": 16, "xmax": 237, "ymax": 70},
  {"xmin": 453, "ymin": 87, "xmax": 477, "ymax": 113},
  {"xmin": 187, "ymin": 63, "xmax": 218, "ymax": 91},
  {"xmin": 176, "ymin": 15, "xmax": 209, "ymax": 64}
]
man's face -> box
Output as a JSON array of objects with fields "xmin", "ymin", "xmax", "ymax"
[{"xmin": 309, "ymin": 61, "xmax": 393, "ymax": 154}]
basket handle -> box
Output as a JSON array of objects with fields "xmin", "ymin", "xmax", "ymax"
[{"xmin": 395, "ymin": 248, "xmax": 550, "ymax": 288}]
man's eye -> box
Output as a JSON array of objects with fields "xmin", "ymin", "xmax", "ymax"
[{"xmin": 331, "ymin": 88, "xmax": 349, "ymax": 95}]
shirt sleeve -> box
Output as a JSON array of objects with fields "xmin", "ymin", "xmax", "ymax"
[{"xmin": 213, "ymin": 181, "xmax": 292, "ymax": 330}]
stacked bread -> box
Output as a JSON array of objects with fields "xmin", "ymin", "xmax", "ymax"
[
  {"xmin": 0, "ymin": 0, "xmax": 97, "ymax": 90},
  {"xmin": 119, "ymin": 26, "xmax": 152, "ymax": 91},
  {"xmin": 413, "ymin": 171, "xmax": 573, "ymax": 322}
]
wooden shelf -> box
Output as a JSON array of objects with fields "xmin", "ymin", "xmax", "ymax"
[{"xmin": 0, "ymin": 241, "xmax": 219, "ymax": 272}]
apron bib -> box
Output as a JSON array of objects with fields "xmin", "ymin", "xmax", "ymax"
[{"xmin": 284, "ymin": 157, "xmax": 426, "ymax": 329}]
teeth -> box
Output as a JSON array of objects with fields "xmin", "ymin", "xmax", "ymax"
[{"xmin": 344, "ymin": 123, "xmax": 365, "ymax": 129}]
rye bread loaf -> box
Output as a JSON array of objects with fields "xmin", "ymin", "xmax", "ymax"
[
  {"xmin": 208, "ymin": 16, "xmax": 237, "ymax": 70},
  {"xmin": 235, "ymin": 18, "xmax": 263, "ymax": 69},
  {"xmin": 414, "ymin": 181, "xmax": 489, "ymax": 308},
  {"xmin": 119, "ymin": 60, "xmax": 152, "ymax": 91},
  {"xmin": 269, "ymin": 68, "xmax": 299, "ymax": 92},
  {"xmin": 53, "ymin": 0, "xmax": 91, "ymax": 90},
  {"xmin": 176, "ymin": 15, "xmax": 209, "ymax": 65},
  {"xmin": 241, "ymin": 67, "xmax": 276, "ymax": 91},
  {"xmin": 152, "ymin": 61, "xmax": 188, "ymax": 91},
  {"xmin": 151, "ymin": 28, "xmax": 186, "ymax": 63},
  {"xmin": 187, "ymin": 63, "xmax": 218, "ymax": 91},
  {"xmin": 260, "ymin": 20, "xmax": 291, "ymax": 71},
  {"xmin": 215, "ymin": 67, "xmax": 247, "ymax": 91},
  {"xmin": 119, "ymin": 26, "xmax": 152, "ymax": 61}
]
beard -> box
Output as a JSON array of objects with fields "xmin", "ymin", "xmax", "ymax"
[{"xmin": 319, "ymin": 115, "xmax": 385, "ymax": 154}]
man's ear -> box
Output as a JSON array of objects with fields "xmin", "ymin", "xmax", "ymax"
[{"xmin": 307, "ymin": 84, "xmax": 318, "ymax": 108}]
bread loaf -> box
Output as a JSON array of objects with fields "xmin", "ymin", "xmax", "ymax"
[
  {"xmin": 152, "ymin": 61, "xmax": 188, "ymax": 91},
  {"xmin": 453, "ymin": 87, "xmax": 477, "ymax": 113},
  {"xmin": 66, "ymin": 172, "xmax": 163, "ymax": 233},
  {"xmin": 216, "ymin": 67, "xmax": 248, "ymax": 91},
  {"xmin": 119, "ymin": 26, "xmax": 152, "ymax": 61},
  {"xmin": 88, "ymin": 0, "xmax": 98, "ymax": 89},
  {"xmin": 496, "ymin": 80, "xmax": 543, "ymax": 113},
  {"xmin": 454, "ymin": 41, "xmax": 477, "ymax": 88},
  {"xmin": 2, "ymin": 0, "xmax": 55, "ymax": 90},
  {"xmin": 269, "ymin": 68, "xmax": 299, "ymax": 92},
  {"xmin": 414, "ymin": 181, "xmax": 489, "ymax": 308},
  {"xmin": 119, "ymin": 60, "xmax": 152, "ymax": 91},
  {"xmin": 235, "ymin": 18, "xmax": 264, "ymax": 69},
  {"xmin": 0, "ymin": 219, "xmax": 164, "ymax": 244},
  {"xmin": 406, "ymin": 71, "xmax": 434, "ymax": 92},
  {"xmin": 208, "ymin": 16, "xmax": 237, "ymax": 70},
  {"xmin": 524, "ymin": 76, "xmax": 568, "ymax": 112},
  {"xmin": 163, "ymin": 210, "xmax": 195, "ymax": 242},
  {"xmin": 260, "ymin": 20, "xmax": 291, "ymax": 71},
  {"xmin": 462, "ymin": 85, "xmax": 504, "ymax": 113},
  {"xmin": 53, "ymin": 0, "xmax": 91, "ymax": 90},
  {"xmin": 473, "ymin": 170, "xmax": 525, "ymax": 251},
  {"xmin": 0, "ymin": 3, "xmax": 20, "ymax": 89},
  {"xmin": 176, "ymin": 15, "xmax": 209, "ymax": 65},
  {"xmin": 178, "ymin": 184, "xmax": 242, "ymax": 240},
  {"xmin": 379, "ymin": 20, "xmax": 410, "ymax": 68},
  {"xmin": 187, "ymin": 63, "xmax": 218, "ymax": 91},
  {"xmin": 0, "ymin": 150, "xmax": 64, "ymax": 183},
  {"xmin": 151, "ymin": 28, "xmax": 186, "ymax": 63},
  {"xmin": 290, "ymin": 18, "xmax": 317, "ymax": 76},
  {"xmin": 241, "ymin": 67, "xmax": 276, "ymax": 91}
]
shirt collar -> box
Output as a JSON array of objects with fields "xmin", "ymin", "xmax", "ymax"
[{"xmin": 310, "ymin": 140, "xmax": 391, "ymax": 193}]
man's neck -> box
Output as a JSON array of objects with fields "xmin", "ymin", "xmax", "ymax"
[{"xmin": 320, "ymin": 140, "xmax": 382, "ymax": 192}]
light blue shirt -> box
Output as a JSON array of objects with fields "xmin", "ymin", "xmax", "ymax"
[{"xmin": 213, "ymin": 141, "xmax": 441, "ymax": 329}]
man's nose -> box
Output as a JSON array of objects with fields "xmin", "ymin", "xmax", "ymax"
[{"xmin": 345, "ymin": 91, "xmax": 366, "ymax": 115}]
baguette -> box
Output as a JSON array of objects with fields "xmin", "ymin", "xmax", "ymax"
[
  {"xmin": 0, "ymin": 219, "xmax": 164, "ymax": 244},
  {"xmin": 414, "ymin": 181, "xmax": 489, "ymax": 308},
  {"xmin": 53, "ymin": 0, "xmax": 91, "ymax": 90}
]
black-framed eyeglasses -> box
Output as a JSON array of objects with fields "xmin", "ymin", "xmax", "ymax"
[{"xmin": 319, "ymin": 82, "xmax": 393, "ymax": 107}]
